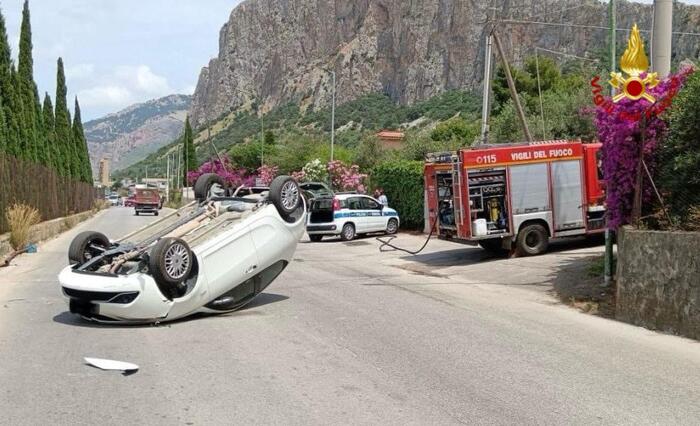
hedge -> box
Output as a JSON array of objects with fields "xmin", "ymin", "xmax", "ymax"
[{"xmin": 372, "ymin": 160, "xmax": 424, "ymax": 229}]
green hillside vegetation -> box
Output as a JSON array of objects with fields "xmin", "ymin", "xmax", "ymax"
[{"xmin": 114, "ymin": 56, "xmax": 599, "ymax": 181}]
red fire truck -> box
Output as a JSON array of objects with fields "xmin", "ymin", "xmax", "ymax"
[{"xmin": 424, "ymin": 140, "xmax": 605, "ymax": 256}]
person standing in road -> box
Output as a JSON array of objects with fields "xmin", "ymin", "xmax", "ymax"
[{"xmin": 378, "ymin": 189, "xmax": 388, "ymax": 206}]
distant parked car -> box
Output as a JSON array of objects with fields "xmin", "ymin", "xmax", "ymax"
[
  {"xmin": 107, "ymin": 195, "xmax": 120, "ymax": 206},
  {"xmin": 134, "ymin": 188, "xmax": 161, "ymax": 216}
]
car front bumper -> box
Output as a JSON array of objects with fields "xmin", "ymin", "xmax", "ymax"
[{"xmin": 58, "ymin": 267, "xmax": 173, "ymax": 323}]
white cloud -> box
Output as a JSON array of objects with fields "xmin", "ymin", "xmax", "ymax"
[
  {"xmin": 115, "ymin": 65, "xmax": 173, "ymax": 95},
  {"xmin": 179, "ymin": 84, "xmax": 197, "ymax": 95},
  {"xmin": 65, "ymin": 63, "xmax": 95, "ymax": 80},
  {"xmin": 76, "ymin": 65, "xmax": 173, "ymax": 111},
  {"xmin": 78, "ymin": 85, "xmax": 135, "ymax": 109}
]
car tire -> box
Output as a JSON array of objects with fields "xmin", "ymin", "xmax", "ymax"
[
  {"xmin": 68, "ymin": 231, "xmax": 110, "ymax": 265},
  {"xmin": 135, "ymin": 211, "xmax": 139, "ymax": 216},
  {"xmin": 269, "ymin": 176, "xmax": 301, "ymax": 218},
  {"xmin": 516, "ymin": 224, "xmax": 549, "ymax": 256},
  {"xmin": 386, "ymin": 218, "xmax": 398, "ymax": 235},
  {"xmin": 340, "ymin": 223, "xmax": 355, "ymax": 241},
  {"xmin": 309, "ymin": 235, "xmax": 323, "ymax": 242},
  {"xmin": 194, "ymin": 173, "xmax": 226, "ymax": 202},
  {"xmin": 155, "ymin": 211, "xmax": 159, "ymax": 216},
  {"xmin": 149, "ymin": 238, "xmax": 193, "ymax": 299}
]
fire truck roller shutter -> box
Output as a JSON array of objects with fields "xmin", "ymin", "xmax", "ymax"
[
  {"xmin": 551, "ymin": 160, "xmax": 586, "ymax": 232},
  {"xmin": 509, "ymin": 163, "xmax": 553, "ymax": 236}
]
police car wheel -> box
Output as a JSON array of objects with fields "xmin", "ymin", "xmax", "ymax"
[
  {"xmin": 386, "ymin": 219, "xmax": 398, "ymax": 235},
  {"xmin": 340, "ymin": 223, "xmax": 355, "ymax": 241}
]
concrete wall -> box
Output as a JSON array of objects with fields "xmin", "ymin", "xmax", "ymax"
[
  {"xmin": 616, "ymin": 227, "xmax": 700, "ymax": 340},
  {"xmin": 0, "ymin": 209, "xmax": 98, "ymax": 258}
]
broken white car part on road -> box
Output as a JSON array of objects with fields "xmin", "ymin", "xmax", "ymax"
[{"xmin": 59, "ymin": 174, "xmax": 306, "ymax": 324}]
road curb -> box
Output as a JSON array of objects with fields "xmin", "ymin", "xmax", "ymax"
[{"xmin": 0, "ymin": 208, "xmax": 104, "ymax": 258}]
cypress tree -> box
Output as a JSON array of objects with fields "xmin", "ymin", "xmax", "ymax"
[
  {"xmin": 72, "ymin": 97, "xmax": 91, "ymax": 183},
  {"xmin": 0, "ymin": 6, "xmax": 15, "ymax": 157},
  {"xmin": 18, "ymin": 0, "xmax": 39, "ymax": 164},
  {"xmin": 42, "ymin": 93, "xmax": 58, "ymax": 173},
  {"xmin": 0, "ymin": 7, "xmax": 22, "ymax": 161},
  {"xmin": 55, "ymin": 57, "xmax": 73, "ymax": 177},
  {"xmin": 182, "ymin": 116, "xmax": 196, "ymax": 186},
  {"xmin": 11, "ymin": 65, "xmax": 28, "ymax": 159}
]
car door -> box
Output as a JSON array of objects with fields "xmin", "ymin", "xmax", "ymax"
[
  {"xmin": 361, "ymin": 196, "xmax": 385, "ymax": 232},
  {"xmin": 346, "ymin": 197, "xmax": 367, "ymax": 232}
]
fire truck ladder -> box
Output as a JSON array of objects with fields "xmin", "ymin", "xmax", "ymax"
[{"xmin": 451, "ymin": 154, "xmax": 464, "ymax": 227}]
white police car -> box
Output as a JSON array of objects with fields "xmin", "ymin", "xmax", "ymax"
[{"xmin": 306, "ymin": 193, "xmax": 400, "ymax": 242}]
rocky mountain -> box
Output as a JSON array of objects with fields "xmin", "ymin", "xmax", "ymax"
[
  {"xmin": 190, "ymin": 0, "xmax": 700, "ymax": 128},
  {"xmin": 86, "ymin": 94, "xmax": 192, "ymax": 172}
]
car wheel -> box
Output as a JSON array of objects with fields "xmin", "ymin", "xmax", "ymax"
[
  {"xmin": 516, "ymin": 224, "xmax": 549, "ymax": 256},
  {"xmin": 155, "ymin": 211, "xmax": 159, "ymax": 216},
  {"xmin": 269, "ymin": 176, "xmax": 301, "ymax": 218},
  {"xmin": 149, "ymin": 238, "xmax": 193, "ymax": 299},
  {"xmin": 309, "ymin": 235, "xmax": 323, "ymax": 242},
  {"xmin": 194, "ymin": 173, "xmax": 226, "ymax": 202},
  {"xmin": 135, "ymin": 211, "xmax": 139, "ymax": 216},
  {"xmin": 68, "ymin": 231, "xmax": 110, "ymax": 265},
  {"xmin": 386, "ymin": 218, "xmax": 398, "ymax": 235},
  {"xmin": 340, "ymin": 223, "xmax": 355, "ymax": 241}
]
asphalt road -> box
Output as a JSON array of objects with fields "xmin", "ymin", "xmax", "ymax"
[{"xmin": 1, "ymin": 207, "xmax": 700, "ymax": 425}]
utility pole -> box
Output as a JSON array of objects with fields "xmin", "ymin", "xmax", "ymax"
[
  {"xmin": 177, "ymin": 145, "xmax": 182, "ymax": 190},
  {"xmin": 261, "ymin": 113, "xmax": 265, "ymax": 167},
  {"xmin": 330, "ymin": 70, "xmax": 336, "ymax": 162},
  {"xmin": 604, "ymin": 0, "xmax": 617, "ymax": 287},
  {"xmin": 652, "ymin": 0, "xmax": 673, "ymax": 77},
  {"xmin": 480, "ymin": 33, "xmax": 493, "ymax": 144},
  {"xmin": 166, "ymin": 154, "xmax": 170, "ymax": 202},
  {"xmin": 492, "ymin": 30, "xmax": 533, "ymax": 143}
]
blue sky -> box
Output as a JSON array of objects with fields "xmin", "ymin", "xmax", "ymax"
[
  {"xmin": 1, "ymin": 0, "xmax": 243, "ymax": 120},
  {"xmin": 0, "ymin": 0, "xmax": 696, "ymax": 121}
]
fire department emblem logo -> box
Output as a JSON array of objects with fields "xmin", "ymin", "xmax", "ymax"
[{"xmin": 609, "ymin": 24, "xmax": 659, "ymax": 103}]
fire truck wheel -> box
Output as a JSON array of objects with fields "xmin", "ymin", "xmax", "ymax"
[{"xmin": 516, "ymin": 224, "xmax": 549, "ymax": 256}]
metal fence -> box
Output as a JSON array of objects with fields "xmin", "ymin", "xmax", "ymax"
[
  {"xmin": 640, "ymin": 147, "xmax": 700, "ymax": 232},
  {"xmin": 0, "ymin": 152, "xmax": 100, "ymax": 234}
]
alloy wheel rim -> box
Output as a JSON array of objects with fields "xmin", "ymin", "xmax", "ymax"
[
  {"xmin": 164, "ymin": 243, "xmax": 190, "ymax": 280},
  {"xmin": 280, "ymin": 181, "xmax": 299, "ymax": 210},
  {"xmin": 388, "ymin": 220, "xmax": 397, "ymax": 233},
  {"xmin": 344, "ymin": 225, "xmax": 353, "ymax": 239}
]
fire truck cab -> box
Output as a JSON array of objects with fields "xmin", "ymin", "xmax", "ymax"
[{"xmin": 424, "ymin": 140, "xmax": 605, "ymax": 256}]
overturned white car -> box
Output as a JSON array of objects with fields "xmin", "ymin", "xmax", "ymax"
[{"xmin": 59, "ymin": 174, "xmax": 305, "ymax": 324}]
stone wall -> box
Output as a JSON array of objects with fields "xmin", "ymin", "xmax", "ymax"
[
  {"xmin": 0, "ymin": 209, "xmax": 100, "ymax": 258},
  {"xmin": 616, "ymin": 227, "xmax": 700, "ymax": 340}
]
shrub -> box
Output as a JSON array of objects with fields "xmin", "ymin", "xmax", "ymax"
[
  {"xmin": 660, "ymin": 69, "xmax": 700, "ymax": 225},
  {"xmin": 372, "ymin": 160, "xmax": 424, "ymax": 229},
  {"xmin": 6, "ymin": 204, "xmax": 41, "ymax": 251}
]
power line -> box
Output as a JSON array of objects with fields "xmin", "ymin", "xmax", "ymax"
[
  {"xmin": 499, "ymin": 18, "xmax": 700, "ymax": 37},
  {"xmin": 535, "ymin": 46, "xmax": 599, "ymax": 63}
]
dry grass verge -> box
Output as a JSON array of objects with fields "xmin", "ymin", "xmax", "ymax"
[{"xmin": 6, "ymin": 204, "xmax": 41, "ymax": 251}]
